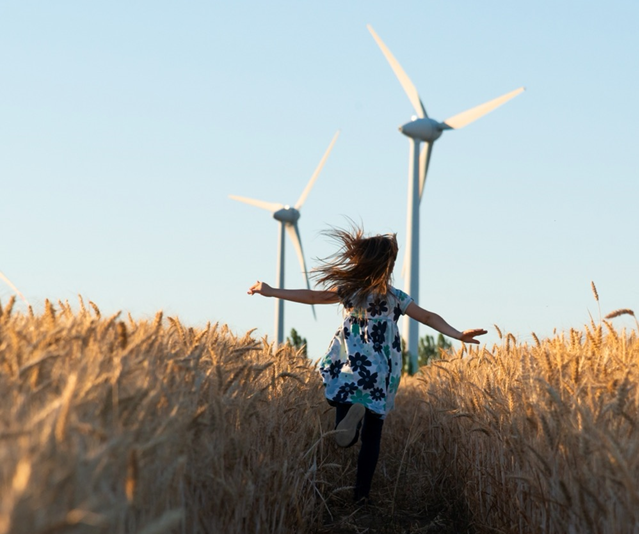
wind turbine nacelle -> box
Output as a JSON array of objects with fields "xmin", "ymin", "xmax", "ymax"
[
  {"xmin": 273, "ymin": 206, "xmax": 300, "ymax": 224},
  {"xmin": 399, "ymin": 118, "xmax": 443, "ymax": 142}
]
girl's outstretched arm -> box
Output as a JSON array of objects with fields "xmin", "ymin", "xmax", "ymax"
[
  {"xmin": 248, "ymin": 281, "xmax": 340, "ymax": 305},
  {"xmin": 405, "ymin": 302, "xmax": 487, "ymax": 344}
]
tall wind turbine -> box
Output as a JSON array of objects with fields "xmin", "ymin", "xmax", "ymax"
[
  {"xmin": 368, "ymin": 25, "xmax": 524, "ymax": 370},
  {"xmin": 230, "ymin": 130, "xmax": 340, "ymax": 346}
]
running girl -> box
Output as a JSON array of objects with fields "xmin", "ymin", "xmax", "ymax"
[{"xmin": 248, "ymin": 226, "xmax": 486, "ymax": 503}]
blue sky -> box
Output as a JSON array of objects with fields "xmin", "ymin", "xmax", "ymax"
[{"xmin": 1, "ymin": 1, "xmax": 638, "ymax": 358}]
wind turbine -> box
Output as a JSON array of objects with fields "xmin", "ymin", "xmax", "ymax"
[
  {"xmin": 230, "ymin": 130, "xmax": 340, "ymax": 346},
  {"xmin": 368, "ymin": 25, "xmax": 524, "ymax": 370},
  {"xmin": 0, "ymin": 270, "xmax": 29, "ymax": 306}
]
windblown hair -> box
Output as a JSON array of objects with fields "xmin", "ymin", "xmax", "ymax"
[{"xmin": 312, "ymin": 225, "xmax": 398, "ymax": 309}]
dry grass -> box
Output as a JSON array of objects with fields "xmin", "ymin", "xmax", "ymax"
[
  {"xmin": 0, "ymin": 297, "xmax": 333, "ymax": 533},
  {"xmin": 1, "ymin": 296, "xmax": 639, "ymax": 533},
  {"xmin": 405, "ymin": 321, "xmax": 639, "ymax": 534}
]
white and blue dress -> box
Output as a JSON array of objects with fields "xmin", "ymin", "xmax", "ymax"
[{"xmin": 318, "ymin": 286, "xmax": 413, "ymax": 418}]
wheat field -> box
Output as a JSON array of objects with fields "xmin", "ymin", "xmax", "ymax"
[{"xmin": 1, "ymin": 294, "xmax": 638, "ymax": 533}]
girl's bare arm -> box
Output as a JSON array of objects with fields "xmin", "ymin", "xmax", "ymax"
[
  {"xmin": 248, "ymin": 281, "xmax": 340, "ymax": 305},
  {"xmin": 405, "ymin": 302, "xmax": 487, "ymax": 344}
]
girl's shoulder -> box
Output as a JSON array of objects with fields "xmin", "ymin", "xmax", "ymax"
[
  {"xmin": 387, "ymin": 286, "xmax": 414, "ymax": 315},
  {"xmin": 388, "ymin": 286, "xmax": 411, "ymax": 303}
]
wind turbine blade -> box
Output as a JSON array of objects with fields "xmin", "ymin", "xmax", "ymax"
[
  {"xmin": 295, "ymin": 130, "xmax": 340, "ymax": 210},
  {"xmin": 367, "ymin": 25, "xmax": 427, "ymax": 119},
  {"xmin": 442, "ymin": 87, "xmax": 525, "ymax": 130},
  {"xmin": 400, "ymin": 142, "xmax": 433, "ymax": 279},
  {"xmin": 418, "ymin": 141, "xmax": 434, "ymax": 202},
  {"xmin": 229, "ymin": 195, "xmax": 283, "ymax": 213},
  {"xmin": 0, "ymin": 270, "xmax": 29, "ymax": 306},
  {"xmin": 285, "ymin": 223, "xmax": 316, "ymax": 319}
]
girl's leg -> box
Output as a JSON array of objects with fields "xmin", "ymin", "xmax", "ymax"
[
  {"xmin": 328, "ymin": 401, "xmax": 384, "ymax": 500},
  {"xmin": 332, "ymin": 401, "xmax": 349, "ymax": 425},
  {"xmin": 354, "ymin": 410, "xmax": 384, "ymax": 502}
]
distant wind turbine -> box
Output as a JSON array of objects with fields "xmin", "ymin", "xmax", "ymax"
[
  {"xmin": 0, "ymin": 270, "xmax": 29, "ymax": 306},
  {"xmin": 368, "ymin": 25, "xmax": 524, "ymax": 369},
  {"xmin": 230, "ymin": 130, "xmax": 340, "ymax": 346}
]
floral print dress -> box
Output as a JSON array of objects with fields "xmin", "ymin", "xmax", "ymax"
[{"xmin": 318, "ymin": 286, "xmax": 413, "ymax": 418}]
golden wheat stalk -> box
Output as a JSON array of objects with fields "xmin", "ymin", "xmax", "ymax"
[
  {"xmin": 44, "ymin": 299, "xmax": 56, "ymax": 327},
  {"xmin": 531, "ymin": 332, "xmax": 541, "ymax": 348},
  {"xmin": 117, "ymin": 321, "xmax": 128, "ymax": 349},
  {"xmin": 125, "ymin": 449, "xmax": 139, "ymax": 503},
  {"xmin": 605, "ymin": 308, "xmax": 635, "ymax": 319},
  {"xmin": 89, "ymin": 300, "xmax": 101, "ymax": 318},
  {"xmin": 591, "ymin": 281, "xmax": 599, "ymax": 302},
  {"xmin": 1, "ymin": 295, "xmax": 16, "ymax": 319},
  {"xmin": 55, "ymin": 374, "xmax": 78, "ymax": 442},
  {"xmin": 605, "ymin": 308, "xmax": 639, "ymax": 332}
]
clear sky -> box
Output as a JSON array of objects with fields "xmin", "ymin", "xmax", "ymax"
[{"xmin": 2, "ymin": 1, "xmax": 638, "ymax": 359}]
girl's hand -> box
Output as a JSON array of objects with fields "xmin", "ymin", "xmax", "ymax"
[
  {"xmin": 248, "ymin": 281, "xmax": 274, "ymax": 297},
  {"xmin": 459, "ymin": 329, "xmax": 488, "ymax": 344}
]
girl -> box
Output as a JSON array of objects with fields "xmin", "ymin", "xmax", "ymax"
[{"xmin": 248, "ymin": 226, "xmax": 486, "ymax": 504}]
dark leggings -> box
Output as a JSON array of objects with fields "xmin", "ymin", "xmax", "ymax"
[{"xmin": 332, "ymin": 402, "xmax": 384, "ymax": 501}]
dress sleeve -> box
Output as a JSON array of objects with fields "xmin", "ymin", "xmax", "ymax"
[{"xmin": 390, "ymin": 286, "xmax": 413, "ymax": 315}]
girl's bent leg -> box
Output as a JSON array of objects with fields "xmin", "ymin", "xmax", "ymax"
[{"xmin": 354, "ymin": 410, "xmax": 384, "ymax": 502}]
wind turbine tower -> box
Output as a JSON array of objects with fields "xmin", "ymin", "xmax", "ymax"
[
  {"xmin": 368, "ymin": 25, "xmax": 524, "ymax": 371},
  {"xmin": 230, "ymin": 131, "xmax": 340, "ymax": 346}
]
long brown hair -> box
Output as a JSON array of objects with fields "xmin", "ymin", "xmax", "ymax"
[{"xmin": 312, "ymin": 224, "xmax": 398, "ymax": 309}]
